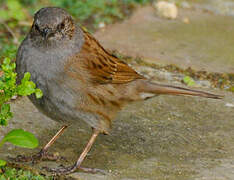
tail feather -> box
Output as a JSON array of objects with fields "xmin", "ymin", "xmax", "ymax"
[{"xmin": 140, "ymin": 82, "xmax": 223, "ymax": 99}]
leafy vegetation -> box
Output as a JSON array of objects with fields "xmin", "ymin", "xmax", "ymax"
[
  {"xmin": 0, "ymin": 1, "xmax": 26, "ymax": 23},
  {"xmin": 0, "ymin": 57, "xmax": 43, "ymax": 126},
  {"xmin": 0, "ymin": 0, "xmax": 154, "ymax": 58},
  {"xmin": 51, "ymin": 0, "xmax": 123, "ymax": 27},
  {"xmin": 183, "ymin": 76, "xmax": 195, "ymax": 86},
  {"xmin": 50, "ymin": 0, "xmax": 150, "ymax": 28},
  {"xmin": 0, "ymin": 166, "xmax": 52, "ymax": 180},
  {"xmin": 0, "ymin": 57, "xmax": 42, "ymax": 167},
  {"xmin": 0, "ymin": 129, "xmax": 38, "ymax": 149}
]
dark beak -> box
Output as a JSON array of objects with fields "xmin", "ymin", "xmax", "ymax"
[{"xmin": 41, "ymin": 28, "xmax": 52, "ymax": 39}]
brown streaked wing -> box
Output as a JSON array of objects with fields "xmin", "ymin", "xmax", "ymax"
[{"xmin": 78, "ymin": 29, "xmax": 145, "ymax": 84}]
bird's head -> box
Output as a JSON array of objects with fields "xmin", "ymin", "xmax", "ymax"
[{"xmin": 30, "ymin": 7, "xmax": 75, "ymax": 44}]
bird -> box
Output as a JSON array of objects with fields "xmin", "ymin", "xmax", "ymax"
[{"xmin": 15, "ymin": 7, "xmax": 222, "ymax": 175}]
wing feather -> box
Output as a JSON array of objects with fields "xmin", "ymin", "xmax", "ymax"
[{"xmin": 76, "ymin": 30, "xmax": 145, "ymax": 84}]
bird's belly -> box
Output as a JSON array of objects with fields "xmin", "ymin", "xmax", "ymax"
[
  {"xmin": 17, "ymin": 45, "xmax": 108, "ymax": 131},
  {"xmin": 17, "ymin": 45, "xmax": 80, "ymax": 123},
  {"xmin": 28, "ymin": 68, "xmax": 91, "ymax": 124},
  {"xmin": 29, "ymin": 78, "xmax": 76, "ymax": 122},
  {"xmin": 28, "ymin": 75, "xmax": 103, "ymax": 132}
]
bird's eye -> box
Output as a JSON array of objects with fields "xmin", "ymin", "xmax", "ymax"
[
  {"xmin": 58, "ymin": 22, "xmax": 65, "ymax": 30},
  {"xmin": 35, "ymin": 24, "xmax": 40, "ymax": 32}
]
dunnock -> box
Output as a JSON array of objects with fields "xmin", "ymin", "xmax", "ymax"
[{"xmin": 15, "ymin": 7, "xmax": 222, "ymax": 175}]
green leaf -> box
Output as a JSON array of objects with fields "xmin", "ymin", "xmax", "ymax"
[
  {"xmin": 1, "ymin": 104, "xmax": 10, "ymax": 115},
  {"xmin": 24, "ymin": 81, "xmax": 36, "ymax": 94},
  {"xmin": 0, "ymin": 118, "xmax": 8, "ymax": 126},
  {"xmin": 0, "ymin": 103, "xmax": 13, "ymax": 126},
  {"xmin": 10, "ymin": 63, "xmax": 16, "ymax": 69},
  {"xmin": 7, "ymin": 0, "xmax": 25, "ymax": 21},
  {"xmin": 0, "ymin": 10, "xmax": 8, "ymax": 21},
  {"xmin": 7, "ymin": 0, "xmax": 21, "ymax": 11},
  {"xmin": 2, "ymin": 129, "xmax": 38, "ymax": 149},
  {"xmin": 183, "ymin": 76, "xmax": 195, "ymax": 86},
  {"xmin": 0, "ymin": 159, "xmax": 6, "ymax": 167},
  {"xmin": 17, "ymin": 81, "xmax": 36, "ymax": 96},
  {"xmin": 3, "ymin": 58, "xmax": 11, "ymax": 65},
  {"xmin": 35, "ymin": 89, "xmax": 43, "ymax": 99},
  {"xmin": 21, "ymin": 72, "xmax": 31, "ymax": 83}
]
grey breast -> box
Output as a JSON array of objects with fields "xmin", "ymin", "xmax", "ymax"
[
  {"xmin": 16, "ymin": 32, "xmax": 83, "ymax": 123},
  {"xmin": 16, "ymin": 28, "xmax": 109, "ymax": 132}
]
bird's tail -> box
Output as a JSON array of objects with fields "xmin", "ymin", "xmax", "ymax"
[{"xmin": 139, "ymin": 81, "xmax": 223, "ymax": 99}]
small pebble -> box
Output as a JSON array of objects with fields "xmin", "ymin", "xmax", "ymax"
[
  {"xmin": 11, "ymin": 95, "xmax": 18, "ymax": 100},
  {"xmin": 154, "ymin": 1, "xmax": 178, "ymax": 19},
  {"xmin": 98, "ymin": 22, "xmax": 106, "ymax": 28}
]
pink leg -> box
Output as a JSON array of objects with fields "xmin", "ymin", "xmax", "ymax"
[
  {"xmin": 11, "ymin": 125, "xmax": 68, "ymax": 163},
  {"xmin": 45, "ymin": 129, "xmax": 104, "ymax": 175}
]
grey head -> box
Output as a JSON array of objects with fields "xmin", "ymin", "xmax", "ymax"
[{"xmin": 29, "ymin": 7, "xmax": 76, "ymax": 47}]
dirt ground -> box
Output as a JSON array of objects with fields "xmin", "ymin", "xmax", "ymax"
[
  {"xmin": 1, "ymin": 4, "xmax": 234, "ymax": 180},
  {"xmin": 95, "ymin": 6, "xmax": 234, "ymax": 73}
]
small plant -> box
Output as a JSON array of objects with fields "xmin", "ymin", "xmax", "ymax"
[
  {"xmin": 0, "ymin": 57, "xmax": 43, "ymax": 166},
  {"xmin": 183, "ymin": 75, "xmax": 195, "ymax": 86},
  {"xmin": 0, "ymin": 0, "xmax": 26, "ymax": 25},
  {"xmin": 49, "ymin": 0, "xmax": 153, "ymax": 28},
  {"xmin": 0, "ymin": 166, "xmax": 51, "ymax": 180},
  {"xmin": 50, "ymin": 0, "xmax": 124, "ymax": 27}
]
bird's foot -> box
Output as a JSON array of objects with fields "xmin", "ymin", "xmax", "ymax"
[
  {"xmin": 9, "ymin": 149, "xmax": 66, "ymax": 164},
  {"xmin": 43, "ymin": 164, "xmax": 106, "ymax": 175}
]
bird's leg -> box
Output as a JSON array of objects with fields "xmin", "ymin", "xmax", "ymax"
[
  {"xmin": 10, "ymin": 125, "xmax": 68, "ymax": 163},
  {"xmin": 45, "ymin": 128, "xmax": 104, "ymax": 175}
]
